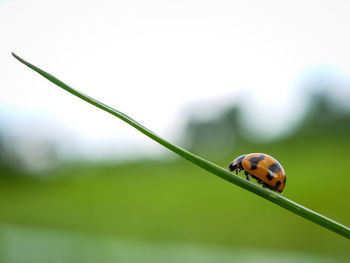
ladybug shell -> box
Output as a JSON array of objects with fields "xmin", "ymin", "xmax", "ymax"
[{"xmin": 241, "ymin": 153, "xmax": 286, "ymax": 193}]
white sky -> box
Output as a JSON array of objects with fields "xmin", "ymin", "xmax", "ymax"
[{"xmin": 1, "ymin": 0, "xmax": 350, "ymax": 161}]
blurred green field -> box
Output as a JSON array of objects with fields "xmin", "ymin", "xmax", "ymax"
[{"xmin": 0, "ymin": 134, "xmax": 349, "ymax": 262}]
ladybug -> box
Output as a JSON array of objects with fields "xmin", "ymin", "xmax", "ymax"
[{"xmin": 229, "ymin": 153, "xmax": 286, "ymax": 193}]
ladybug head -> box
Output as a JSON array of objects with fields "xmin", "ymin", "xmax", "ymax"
[{"xmin": 228, "ymin": 154, "xmax": 246, "ymax": 171}]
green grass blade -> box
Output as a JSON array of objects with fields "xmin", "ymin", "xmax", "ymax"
[{"xmin": 12, "ymin": 52, "xmax": 350, "ymax": 240}]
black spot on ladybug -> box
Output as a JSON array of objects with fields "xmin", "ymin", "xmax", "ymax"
[
  {"xmin": 283, "ymin": 177, "xmax": 286, "ymax": 186},
  {"xmin": 269, "ymin": 163, "xmax": 281, "ymax": 173},
  {"xmin": 266, "ymin": 172, "xmax": 274, "ymax": 180},
  {"xmin": 275, "ymin": 181, "xmax": 281, "ymax": 190},
  {"xmin": 249, "ymin": 154, "xmax": 265, "ymax": 170}
]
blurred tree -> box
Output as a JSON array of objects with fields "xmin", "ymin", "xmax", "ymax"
[
  {"xmin": 0, "ymin": 127, "xmax": 58, "ymax": 176},
  {"xmin": 295, "ymin": 90, "xmax": 350, "ymax": 139},
  {"xmin": 0, "ymin": 130, "xmax": 14, "ymax": 175},
  {"xmin": 182, "ymin": 79, "xmax": 350, "ymax": 159},
  {"xmin": 182, "ymin": 106, "xmax": 247, "ymax": 159}
]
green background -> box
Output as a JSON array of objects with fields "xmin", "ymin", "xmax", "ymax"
[{"xmin": 1, "ymin": 96, "xmax": 350, "ymax": 262}]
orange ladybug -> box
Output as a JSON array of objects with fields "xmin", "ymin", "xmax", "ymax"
[{"xmin": 229, "ymin": 153, "xmax": 286, "ymax": 193}]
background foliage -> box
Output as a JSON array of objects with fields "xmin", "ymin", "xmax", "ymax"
[{"xmin": 1, "ymin": 89, "xmax": 349, "ymax": 262}]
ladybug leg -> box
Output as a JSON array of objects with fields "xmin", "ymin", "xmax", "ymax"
[
  {"xmin": 244, "ymin": 171, "xmax": 251, "ymax": 181},
  {"xmin": 262, "ymin": 182, "xmax": 272, "ymax": 190}
]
